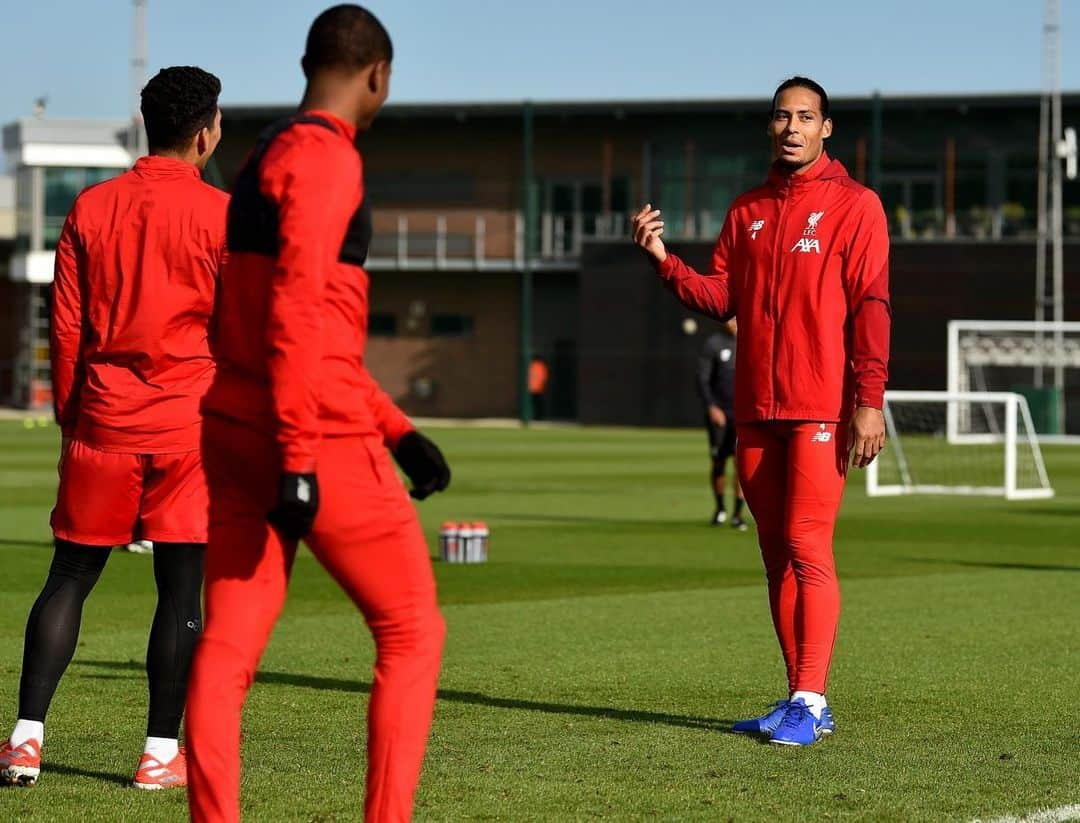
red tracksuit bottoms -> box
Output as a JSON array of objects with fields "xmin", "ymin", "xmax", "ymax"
[
  {"xmin": 736, "ymin": 421, "xmax": 847, "ymax": 695},
  {"xmin": 186, "ymin": 417, "xmax": 445, "ymax": 823}
]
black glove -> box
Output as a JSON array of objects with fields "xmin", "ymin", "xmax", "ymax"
[
  {"xmin": 267, "ymin": 472, "xmax": 319, "ymax": 540},
  {"xmin": 393, "ymin": 431, "xmax": 451, "ymax": 500}
]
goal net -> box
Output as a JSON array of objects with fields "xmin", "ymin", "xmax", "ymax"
[
  {"xmin": 867, "ymin": 390, "xmax": 1054, "ymax": 500},
  {"xmin": 948, "ymin": 320, "xmax": 1080, "ymax": 443}
]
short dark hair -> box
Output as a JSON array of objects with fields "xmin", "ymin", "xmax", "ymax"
[
  {"xmin": 140, "ymin": 66, "xmax": 221, "ymax": 151},
  {"xmin": 304, "ymin": 4, "xmax": 393, "ymax": 74},
  {"xmin": 771, "ymin": 76, "xmax": 830, "ymax": 119}
]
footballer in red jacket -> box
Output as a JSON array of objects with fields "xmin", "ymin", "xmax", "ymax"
[
  {"xmin": 633, "ymin": 77, "xmax": 890, "ymax": 746},
  {"xmin": 0, "ymin": 67, "xmax": 226, "ymax": 789},
  {"xmin": 184, "ymin": 7, "xmax": 448, "ymax": 822}
]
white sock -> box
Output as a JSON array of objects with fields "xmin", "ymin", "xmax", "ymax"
[
  {"xmin": 791, "ymin": 691, "xmax": 828, "ymax": 717},
  {"xmin": 11, "ymin": 719, "xmax": 44, "ymax": 747},
  {"xmin": 143, "ymin": 736, "xmax": 179, "ymax": 763}
]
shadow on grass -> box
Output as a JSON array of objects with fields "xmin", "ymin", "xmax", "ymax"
[
  {"xmin": 1003, "ymin": 507, "xmax": 1080, "ymax": 519},
  {"xmin": 895, "ymin": 556, "xmax": 1080, "ymax": 573},
  {"xmin": 490, "ymin": 512, "xmax": 715, "ymax": 530},
  {"xmin": 73, "ymin": 659, "xmax": 734, "ymax": 732},
  {"xmin": 40, "ymin": 761, "xmax": 130, "ymax": 787}
]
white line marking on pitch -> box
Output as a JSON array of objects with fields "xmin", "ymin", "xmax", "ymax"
[{"xmin": 971, "ymin": 804, "xmax": 1080, "ymax": 823}]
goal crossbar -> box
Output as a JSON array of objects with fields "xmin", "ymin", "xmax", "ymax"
[
  {"xmin": 867, "ymin": 390, "xmax": 1054, "ymax": 500},
  {"xmin": 947, "ymin": 320, "xmax": 1080, "ymax": 443}
]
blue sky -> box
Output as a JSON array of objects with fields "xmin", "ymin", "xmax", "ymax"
[{"xmin": 1, "ymin": 0, "xmax": 1077, "ymax": 125}]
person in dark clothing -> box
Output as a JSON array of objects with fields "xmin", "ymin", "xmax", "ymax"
[{"xmin": 697, "ymin": 320, "xmax": 747, "ymax": 530}]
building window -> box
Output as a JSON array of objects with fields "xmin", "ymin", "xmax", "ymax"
[
  {"xmin": 14, "ymin": 166, "xmax": 35, "ymax": 252},
  {"xmin": 364, "ymin": 173, "xmax": 478, "ymax": 207},
  {"xmin": 43, "ymin": 167, "xmax": 120, "ymax": 249},
  {"xmin": 369, "ymin": 313, "xmax": 397, "ymax": 337},
  {"xmin": 430, "ymin": 314, "xmax": 474, "ymax": 338}
]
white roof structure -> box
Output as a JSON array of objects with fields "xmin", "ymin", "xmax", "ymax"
[{"xmin": 2, "ymin": 118, "xmax": 134, "ymax": 170}]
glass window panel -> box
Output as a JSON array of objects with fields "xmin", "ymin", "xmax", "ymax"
[
  {"xmin": 41, "ymin": 167, "xmax": 122, "ymax": 249},
  {"xmin": 369, "ymin": 313, "xmax": 397, "ymax": 337},
  {"xmin": 430, "ymin": 314, "xmax": 474, "ymax": 338}
]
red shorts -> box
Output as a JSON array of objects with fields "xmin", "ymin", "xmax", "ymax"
[{"xmin": 50, "ymin": 439, "xmax": 209, "ymax": 546}]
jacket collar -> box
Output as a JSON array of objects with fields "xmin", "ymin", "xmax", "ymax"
[
  {"xmin": 132, "ymin": 155, "xmax": 202, "ymax": 180},
  {"xmin": 767, "ymin": 151, "xmax": 845, "ymax": 192}
]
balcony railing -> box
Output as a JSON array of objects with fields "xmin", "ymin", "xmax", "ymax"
[
  {"xmin": 366, "ymin": 209, "xmax": 687, "ymax": 270},
  {"xmin": 26, "ymin": 201, "xmax": 1077, "ymax": 272},
  {"xmin": 368, "ymin": 209, "xmax": 525, "ymax": 269}
]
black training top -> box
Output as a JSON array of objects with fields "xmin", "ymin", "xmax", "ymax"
[{"xmin": 697, "ymin": 330, "xmax": 736, "ymax": 415}]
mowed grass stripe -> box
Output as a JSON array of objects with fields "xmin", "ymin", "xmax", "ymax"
[
  {"xmin": 4, "ymin": 569, "xmax": 1073, "ymax": 821},
  {"xmin": 0, "ymin": 422, "xmax": 1077, "ymax": 821}
]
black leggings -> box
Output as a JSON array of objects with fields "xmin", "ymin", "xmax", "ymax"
[{"xmin": 18, "ymin": 539, "xmax": 205, "ymax": 739}]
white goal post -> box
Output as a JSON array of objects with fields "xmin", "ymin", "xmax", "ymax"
[
  {"xmin": 867, "ymin": 390, "xmax": 1054, "ymax": 500},
  {"xmin": 947, "ymin": 320, "xmax": 1080, "ymax": 444}
]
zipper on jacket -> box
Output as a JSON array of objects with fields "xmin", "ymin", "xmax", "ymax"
[{"xmin": 769, "ymin": 187, "xmax": 792, "ymax": 419}]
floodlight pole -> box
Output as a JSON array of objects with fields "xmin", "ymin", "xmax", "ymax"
[
  {"xmin": 1049, "ymin": 23, "xmax": 1064, "ymax": 425},
  {"xmin": 131, "ymin": 0, "xmax": 148, "ymax": 160},
  {"xmin": 1047, "ymin": 0, "xmax": 1065, "ymax": 430},
  {"xmin": 1034, "ymin": 0, "xmax": 1065, "ymax": 431},
  {"xmin": 1035, "ymin": 78, "xmax": 1049, "ymax": 387}
]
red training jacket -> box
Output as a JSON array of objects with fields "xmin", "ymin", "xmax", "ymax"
[
  {"xmin": 51, "ymin": 155, "xmax": 229, "ymax": 452},
  {"xmin": 202, "ymin": 110, "xmax": 413, "ymax": 474},
  {"xmin": 656, "ymin": 152, "xmax": 891, "ymax": 424}
]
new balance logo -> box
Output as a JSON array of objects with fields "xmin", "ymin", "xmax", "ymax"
[
  {"xmin": 749, "ymin": 219, "xmax": 765, "ymax": 239},
  {"xmin": 811, "ymin": 425, "xmax": 832, "ymax": 443},
  {"xmin": 804, "ymin": 210, "xmax": 825, "ymax": 235},
  {"xmin": 791, "ymin": 238, "xmax": 821, "ymax": 254},
  {"xmin": 297, "ymin": 477, "xmax": 311, "ymax": 503}
]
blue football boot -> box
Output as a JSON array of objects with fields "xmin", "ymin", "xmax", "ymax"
[
  {"xmin": 768, "ymin": 698, "xmax": 834, "ymax": 746},
  {"xmin": 731, "ymin": 700, "xmax": 790, "ymax": 735}
]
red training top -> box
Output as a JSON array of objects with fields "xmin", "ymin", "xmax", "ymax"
[
  {"xmin": 51, "ymin": 155, "xmax": 229, "ymax": 452},
  {"xmin": 202, "ymin": 110, "xmax": 414, "ymax": 474},
  {"xmin": 656, "ymin": 153, "xmax": 891, "ymax": 423}
]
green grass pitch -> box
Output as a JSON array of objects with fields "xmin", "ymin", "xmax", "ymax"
[{"xmin": 0, "ymin": 420, "xmax": 1077, "ymax": 821}]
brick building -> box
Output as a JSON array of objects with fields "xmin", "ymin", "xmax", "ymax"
[{"xmin": 2, "ymin": 92, "xmax": 1078, "ymax": 422}]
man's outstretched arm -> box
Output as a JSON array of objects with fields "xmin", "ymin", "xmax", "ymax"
[{"xmin": 631, "ymin": 204, "xmax": 736, "ymax": 320}]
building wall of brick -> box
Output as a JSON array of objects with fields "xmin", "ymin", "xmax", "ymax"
[
  {"xmin": 578, "ymin": 239, "xmax": 1080, "ymax": 427},
  {"xmin": 365, "ymin": 270, "xmax": 521, "ymax": 418}
]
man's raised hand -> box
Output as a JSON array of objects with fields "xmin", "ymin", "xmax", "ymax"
[{"xmin": 631, "ymin": 204, "xmax": 667, "ymax": 262}]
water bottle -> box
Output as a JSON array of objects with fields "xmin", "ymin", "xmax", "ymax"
[
  {"xmin": 439, "ymin": 522, "xmax": 459, "ymax": 563},
  {"xmin": 472, "ymin": 521, "xmax": 489, "ymax": 562},
  {"xmin": 458, "ymin": 522, "xmax": 474, "ymax": 563}
]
